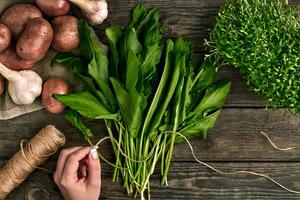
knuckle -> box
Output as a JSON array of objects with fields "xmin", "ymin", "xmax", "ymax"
[
  {"xmin": 60, "ymin": 149, "xmax": 69, "ymax": 157},
  {"xmin": 60, "ymin": 149, "xmax": 70, "ymax": 157},
  {"xmin": 60, "ymin": 178, "xmax": 70, "ymax": 188}
]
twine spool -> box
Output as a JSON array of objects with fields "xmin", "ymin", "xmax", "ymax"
[{"xmin": 0, "ymin": 125, "xmax": 65, "ymax": 199}]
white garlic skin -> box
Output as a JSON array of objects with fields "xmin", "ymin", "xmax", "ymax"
[
  {"xmin": 8, "ymin": 70, "xmax": 42, "ymax": 105},
  {"xmin": 70, "ymin": 0, "xmax": 108, "ymax": 25},
  {"xmin": 84, "ymin": 0, "xmax": 108, "ymax": 25}
]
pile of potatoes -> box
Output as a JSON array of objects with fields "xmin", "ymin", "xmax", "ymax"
[{"xmin": 0, "ymin": 0, "xmax": 80, "ymax": 113}]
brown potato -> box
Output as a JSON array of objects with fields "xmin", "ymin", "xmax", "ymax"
[
  {"xmin": 42, "ymin": 78, "xmax": 69, "ymax": 113},
  {"xmin": 0, "ymin": 4, "xmax": 42, "ymax": 38},
  {"xmin": 0, "ymin": 24, "xmax": 11, "ymax": 53},
  {"xmin": 35, "ymin": 0, "xmax": 71, "ymax": 17},
  {"xmin": 52, "ymin": 16, "xmax": 79, "ymax": 52},
  {"xmin": 16, "ymin": 18, "xmax": 53, "ymax": 62},
  {"xmin": 0, "ymin": 44, "xmax": 35, "ymax": 71},
  {"xmin": 0, "ymin": 75, "xmax": 5, "ymax": 96}
]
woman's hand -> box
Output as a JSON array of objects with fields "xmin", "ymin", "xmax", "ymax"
[{"xmin": 54, "ymin": 146, "xmax": 101, "ymax": 200}]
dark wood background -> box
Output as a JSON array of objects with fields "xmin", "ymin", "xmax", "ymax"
[{"xmin": 1, "ymin": 0, "xmax": 300, "ymax": 199}]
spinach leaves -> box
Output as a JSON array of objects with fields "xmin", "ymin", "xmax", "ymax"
[{"xmin": 53, "ymin": 4, "xmax": 231, "ymax": 198}]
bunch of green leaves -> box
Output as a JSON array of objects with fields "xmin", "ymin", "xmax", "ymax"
[
  {"xmin": 208, "ymin": 0, "xmax": 300, "ymax": 113},
  {"xmin": 53, "ymin": 4, "xmax": 231, "ymax": 199}
]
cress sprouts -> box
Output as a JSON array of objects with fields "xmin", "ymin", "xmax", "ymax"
[{"xmin": 208, "ymin": 0, "xmax": 300, "ymax": 113}]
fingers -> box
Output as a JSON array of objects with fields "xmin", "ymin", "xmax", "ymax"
[
  {"xmin": 54, "ymin": 147, "xmax": 82, "ymax": 184},
  {"xmin": 61, "ymin": 147, "xmax": 92, "ymax": 183},
  {"xmin": 87, "ymin": 149, "xmax": 101, "ymax": 188}
]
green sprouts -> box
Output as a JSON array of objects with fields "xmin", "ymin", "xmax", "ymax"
[{"xmin": 208, "ymin": 0, "xmax": 300, "ymax": 113}]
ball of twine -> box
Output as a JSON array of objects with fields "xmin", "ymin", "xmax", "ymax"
[{"xmin": 0, "ymin": 125, "xmax": 65, "ymax": 199}]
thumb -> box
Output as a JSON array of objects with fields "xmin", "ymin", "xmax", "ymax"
[{"xmin": 87, "ymin": 148, "xmax": 101, "ymax": 187}]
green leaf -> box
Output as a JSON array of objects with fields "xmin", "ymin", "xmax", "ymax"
[
  {"xmin": 106, "ymin": 26, "xmax": 123, "ymax": 78},
  {"xmin": 110, "ymin": 78, "xmax": 131, "ymax": 123},
  {"xmin": 65, "ymin": 109, "xmax": 94, "ymax": 140},
  {"xmin": 188, "ymin": 58, "xmax": 218, "ymax": 112},
  {"xmin": 110, "ymin": 78, "xmax": 144, "ymax": 138},
  {"xmin": 148, "ymin": 43, "xmax": 182, "ymax": 138},
  {"xmin": 75, "ymin": 73, "xmax": 107, "ymax": 104},
  {"xmin": 174, "ymin": 37, "xmax": 192, "ymax": 54},
  {"xmin": 124, "ymin": 28, "xmax": 142, "ymax": 54},
  {"xmin": 171, "ymin": 38, "xmax": 192, "ymax": 126},
  {"xmin": 141, "ymin": 39, "xmax": 174, "ymax": 134},
  {"xmin": 79, "ymin": 20, "xmax": 105, "ymax": 61},
  {"xmin": 119, "ymin": 28, "xmax": 142, "ymax": 78},
  {"xmin": 140, "ymin": 43, "xmax": 163, "ymax": 80},
  {"xmin": 55, "ymin": 91, "xmax": 117, "ymax": 119},
  {"xmin": 127, "ymin": 4, "xmax": 148, "ymax": 32},
  {"xmin": 52, "ymin": 52, "xmax": 87, "ymax": 74},
  {"xmin": 80, "ymin": 20, "xmax": 117, "ymax": 112},
  {"xmin": 79, "ymin": 19, "xmax": 110, "ymax": 84},
  {"xmin": 88, "ymin": 52, "xmax": 109, "ymax": 84},
  {"xmin": 144, "ymin": 10, "xmax": 161, "ymax": 43},
  {"xmin": 126, "ymin": 49, "xmax": 141, "ymax": 91},
  {"xmin": 171, "ymin": 72, "xmax": 185, "ymax": 129},
  {"xmin": 135, "ymin": 8, "xmax": 159, "ymax": 37},
  {"xmin": 177, "ymin": 110, "xmax": 222, "ymax": 142},
  {"xmin": 190, "ymin": 58, "xmax": 218, "ymax": 93},
  {"xmin": 193, "ymin": 80, "xmax": 231, "ymax": 120},
  {"xmin": 171, "ymin": 76, "xmax": 186, "ymax": 127},
  {"xmin": 88, "ymin": 56, "xmax": 117, "ymax": 112},
  {"xmin": 127, "ymin": 6, "xmax": 163, "ymax": 81},
  {"xmin": 137, "ymin": 8, "xmax": 164, "ymax": 97},
  {"xmin": 181, "ymin": 72, "xmax": 193, "ymax": 122}
]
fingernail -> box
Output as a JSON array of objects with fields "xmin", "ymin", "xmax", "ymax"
[{"xmin": 90, "ymin": 148, "xmax": 98, "ymax": 160}]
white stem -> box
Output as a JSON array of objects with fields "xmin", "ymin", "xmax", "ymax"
[{"xmin": 0, "ymin": 63, "xmax": 22, "ymax": 82}]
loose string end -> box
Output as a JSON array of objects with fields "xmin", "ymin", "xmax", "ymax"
[{"xmin": 260, "ymin": 131, "xmax": 296, "ymax": 151}]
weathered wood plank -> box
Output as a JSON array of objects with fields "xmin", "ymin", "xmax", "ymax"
[
  {"xmin": 99, "ymin": 0, "xmax": 300, "ymax": 56},
  {"xmin": 97, "ymin": 0, "xmax": 225, "ymax": 55},
  {"xmin": 1, "ymin": 0, "xmax": 300, "ymax": 199},
  {"xmin": 0, "ymin": 109, "xmax": 299, "ymax": 161},
  {"xmin": 217, "ymin": 67, "xmax": 266, "ymax": 107},
  {"xmin": 3, "ymin": 161, "xmax": 300, "ymax": 200}
]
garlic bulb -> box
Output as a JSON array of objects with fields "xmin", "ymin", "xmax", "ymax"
[
  {"xmin": 0, "ymin": 63, "xmax": 42, "ymax": 105},
  {"xmin": 69, "ymin": 0, "xmax": 108, "ymax": 25}
]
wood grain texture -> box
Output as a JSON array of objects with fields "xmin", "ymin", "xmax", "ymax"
[
  {"xmin": 97, "ymin": 0, "xmax": 225, "ymax": 53},
  {"xmin": 0, "ymin": 109, "xmax": 299, "ymax": 162},
  {"xmin": 3, "ymin": 161, "xmax": 300, "ymax": 200},
  {"xmin": 1, "ymin": 0, "xmax": 300, "ymax": 199}
]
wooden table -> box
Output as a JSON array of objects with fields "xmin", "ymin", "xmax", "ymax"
[{"xmin": 1, "ymin": 0, "xmax": 300, "ymax": 199}]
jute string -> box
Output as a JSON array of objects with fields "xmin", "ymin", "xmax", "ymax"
[
  {"xmin": 93, "ymin": 131, "xmax": 300, "ymax": 195},
  {"xmin": 0, "ymin": 125, "xmax": 65, "ymax": 200}
]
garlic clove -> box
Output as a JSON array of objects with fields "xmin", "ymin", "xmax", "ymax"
[
  {"xmin": 0, "ymin": 63, "xmax": 42, "ymax": 105},
  {"xmin": 69, "ymin": 0, "xmax": 108, "ymax": 25},
  {"xmin": 11, "ymin": 71, "xmax": 43, "ymax": 105}
]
